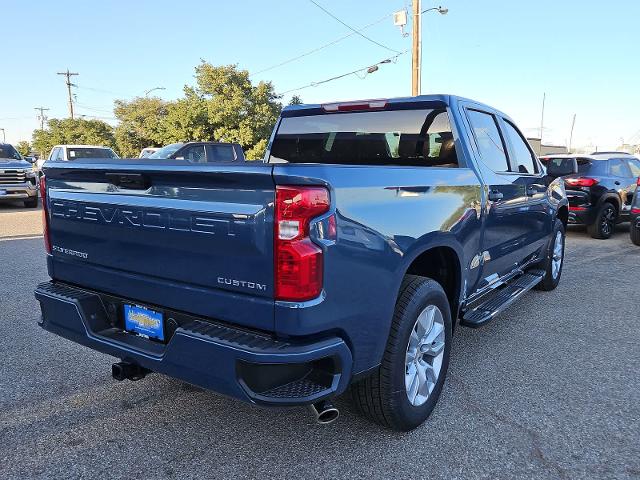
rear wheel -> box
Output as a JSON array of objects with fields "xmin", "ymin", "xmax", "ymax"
[
  {"xmin": 631, "ymin": 219, "xmax": 640, "ymax": 246},
  {"xmin": 349, "ymin": 275, "xmax": 452, "ymax": 431},
  {"xmin": 588, "ymin": 203, "xmax": 616, "ymax": 239}
]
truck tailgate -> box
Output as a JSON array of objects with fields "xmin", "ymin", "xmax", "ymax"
[{"xmin": 44, "ymin": 160, "xmax": 275, "ymax": 331}]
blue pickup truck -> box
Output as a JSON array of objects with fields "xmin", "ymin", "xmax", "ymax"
[{"xmin": 35, "ymin": 95, "xmax": 571, "ymax": 431}]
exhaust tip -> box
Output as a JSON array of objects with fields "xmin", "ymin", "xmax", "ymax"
[
  {"xmin": 112, "ymin": 363, "xmax": 126, "ymax": 381},
  {"xmin": 309, "ymin": 400, "xmax": 340, "ymax": 425}
]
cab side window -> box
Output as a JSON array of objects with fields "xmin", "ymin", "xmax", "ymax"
[
  {"xmin": 466, "ymin": 109, "xmax": 509, "ymax": 172},
  {"xmin": 502, "ymin": 120, "xmax": 537, "ymax": 174},
  {"xmin": 49, "ymin": 147, "xmax": 60, "ymax": 161}
]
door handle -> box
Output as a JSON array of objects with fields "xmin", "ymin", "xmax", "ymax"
[
  {"xmin": 526, "ymin": 184, "xmax": 543, "ymax": 196},
  {"xmin": 488, "ymin": 190, "xmax": 503, "ymax": 201},
  {"xmin": 614, "ymin": 181, "xmax": 621, "ymax": 186}
]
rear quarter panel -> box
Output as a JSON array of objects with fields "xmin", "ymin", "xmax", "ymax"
[{"xmin": 273, "ymin": 164, "xmax": 482, "ymax": 373}]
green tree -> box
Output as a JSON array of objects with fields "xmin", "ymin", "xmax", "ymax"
[
  {"xmin": 113, "ymin": 96, "xmax": 169, "ymax": 157},
  {"xmin": 193, "ymin": 62, "xmax": 282, "ymax": 159},
  {"xmin": 32, "ymin": 118, "xmax": 116, "ymax": 158},
  {"xmin": 163, "ymin": 87, "xmax": 212, "ymax": 143},
  {"xmin": 15, "ymin": 140, "xmax": 32, "ymax": 156},
  {"xmin": 289, "ymin": 95, "xmax": 303, "ymax": 105}
]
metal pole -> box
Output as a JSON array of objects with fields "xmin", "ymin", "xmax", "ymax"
[
  {"xmin": 539, "ymin": 92, "xmax": 546, "ymax": 155},
  {"xmin": 411, "ymin": 0, "xmax": 421, "ymax": 96},
  {"xmin": 57, "ymin": 69, "xmax": 79, "ymax": 119},
  {"xmin": 568, "ymin": 114, "xmax": 576, "ymax": 153},
  {"xmin": 0, "ymin": 128, "xmax": 5, "ymax": 143}
]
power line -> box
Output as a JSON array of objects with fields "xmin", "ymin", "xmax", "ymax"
[
  {"xmin": 308, "ymin": 0, "xmax": 401, "ymax": 54},
  {"xmin": 57, "ymin": 69, "xmax": 79, "ymax": 119},
  {"xmin": 278, "ymin": 51, "xmax": 407, "ymax": 95},
  {"xmin": 250, "ymin": 12, "xmax": 393, "ymax": 77},
  {"xmin": 75, "ymin": 84, "xmax": 133, "ymax": 97}
]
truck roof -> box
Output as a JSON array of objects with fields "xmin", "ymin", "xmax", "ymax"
[
  {"xmin": 53, "ymin": 144, "xmax": 113, "ymax": 149},
  {"xmin": 282, "ymin": 94, "xmax": 512, "ymax": 120}
]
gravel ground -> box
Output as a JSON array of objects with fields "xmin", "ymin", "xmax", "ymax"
[{"xmin": 1, "ymin": 201, "xmax": 638, "ymax": 479}]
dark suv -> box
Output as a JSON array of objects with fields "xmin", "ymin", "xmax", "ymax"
[
  {"xmin": 541, "ymin": 153, "xmax": 640, "ymax": 238},
  {"xmin": 631, "ymin": 179, "xmax": 640, "ymax": 245}
]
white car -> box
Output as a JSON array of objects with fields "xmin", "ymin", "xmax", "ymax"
[
  {"xmin": 37, "ymin": 144, "xmax": 119, "ymax": 173},
  {"xmin": 139, "ymin": 147, "xmax": 160, "ymax": 158}
]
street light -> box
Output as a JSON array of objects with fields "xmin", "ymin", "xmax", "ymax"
[
  {"xmin": 144, "ymin": 87, "xmax": 166, "ymax": 97},
  {"xmin": 412, "ymin": 3, "xmax": 448, "ymax": 96},
  {"xmin": 0, "ymin": 128, "xmax": 5, "ymax": 143}
]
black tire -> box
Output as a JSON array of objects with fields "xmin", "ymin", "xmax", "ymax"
[
  {"xmin": 631, "ymin": 220, "xmax": 640, "ymax": 246},
  {"xmin": 588, "ymin": 203, "xmax": 616, "ymax": 239},
  {"xmin": 535, "ymin": 219, "xmax": 565, "ymax": 291},
  {"xmin": 349, "ymin": 275, "xmax": 452, "ymax": 431},
  {"xmin": 24, "ymin": 196, "xmax": 38, "ymax": 208}
]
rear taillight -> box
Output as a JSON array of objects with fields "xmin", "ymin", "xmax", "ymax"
[
  {"xmin": 636, "ymin": 177, "xmax": 640, "ymax": 186},
  {"xmin": 565, "ymin": 177, "xmax": 598, "ymax": 187},
  {"xmin": 40, "ymin": 176, "xmax": 51, "ymax": 253},
  {"xmin": 275, "ymin": 185, "xmax": 330, "ymax": 301},
  {"xmin": 632, "ymin": 208, "xmax": 640, "ymax": 215}
]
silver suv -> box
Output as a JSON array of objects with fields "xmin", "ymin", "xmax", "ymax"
[{"xmin": 0, "ymin": 143, "xmax": 38, "ymax": 208}]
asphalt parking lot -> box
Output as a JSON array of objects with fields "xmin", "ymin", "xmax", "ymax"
[{"xmin": 1, "ymin": 201, "xmax": 639, "ymax": 480}]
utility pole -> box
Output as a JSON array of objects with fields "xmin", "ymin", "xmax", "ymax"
[
  {"xmin": 568, "ymin": 114, "xmax": 576, "ymax": 153},
  {"xmin": 57, "ymin": 69, "xmax": 79, "ymax": 119},
  {"xmin": 539, "ymin": 92, "xmax": 546, "ymax": 154},
  {"xmin": 411, "ymin": 0, "xmax": 421, "ymax": 96},
  {"xmin": 34, "ymin": 106, "xmax": 50, "ymax": 130}
]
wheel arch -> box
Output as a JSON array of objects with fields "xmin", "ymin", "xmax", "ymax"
[{"xmin": 398, "ymin": 239, "xmax": 464, "ymax": 326}]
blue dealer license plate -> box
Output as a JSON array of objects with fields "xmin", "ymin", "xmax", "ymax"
[{"xmin": 124, "ymin": 304, "xmax": 164, "ymax": 341}]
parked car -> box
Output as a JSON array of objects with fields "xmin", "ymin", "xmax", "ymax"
[
  {"xmin": 631, "ymin": 178, "xmax": 640, "ymax": 245},
  {"xmin": 35, "ymin": 145, "xmax": 119, "ymax": 174},
  {"xmin": 139, "ymin": 147, "xmax": 159, "ymax": 158},
  {"xmin": 149, "ymin": 142, "xmax": 245, "ymax": 163},
  {"xmin": 540, "ymin": 153, "xmax": 640, "ymax": 238},
  {"xmin": 36, "ymin": 95, "xmax": 571, "ymax": 431},
  {"xmin": 0, "ymin": 143, "xmax": 39, "ymax": 208}
]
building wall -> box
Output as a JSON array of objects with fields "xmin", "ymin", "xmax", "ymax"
[{"xmin": 527, "ymin": 138, "xmax": 568, "ymax": 156}]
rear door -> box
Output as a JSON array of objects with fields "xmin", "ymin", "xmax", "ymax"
[
  {"xmin": 464, "ymin": 108, "xmax": 535, "ymax": 286},
  {"xmin": 45, "ymin": 160, "xmax": 276, "ymax": 330}
]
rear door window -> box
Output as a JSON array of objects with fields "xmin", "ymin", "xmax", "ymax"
[
  {"xmin": 207, "ymin": 144, "xmax": 236, "ymax": 162},
  {"xmin": 466, "ymin": 109, "xmax": 509, "ymax": 172},
  {"xmin": 502, "ymin": 120, "xmax": 537, "ymax": 174},
  {"xmin": 270, "ymin": 108, "xmax": 459, "ymax": 167}
]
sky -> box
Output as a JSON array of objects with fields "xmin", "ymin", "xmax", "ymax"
[{"xmin": 1, "ymin": 0, "xmax": 639, "ymax": 150}]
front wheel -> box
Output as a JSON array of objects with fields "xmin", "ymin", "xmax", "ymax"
[
  {"xmin": 350, "ymin": 275, "xmax": 452, "ymax": 431},
  {"xmin": 24, "ymin": 196, "xmax": 39, "ymax": 208},
  {"xmin": 535, "ymin": 219, "xmax": 565, "ymax": 291}
]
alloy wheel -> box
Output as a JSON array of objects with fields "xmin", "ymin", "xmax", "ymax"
[
  {"xmin": 551, "ymin": 230, "xmax": 563, "ymax": 279},
  {"xmin": 405, "ymin": 305, "xmax": 445, "ymax": 407}
]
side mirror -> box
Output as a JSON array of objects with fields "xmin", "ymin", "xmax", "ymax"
[
  {"xmin": 24, "ymin": 156, "xmax": 36, "ymax": 164},
  {"xmin": 546, "ymin": 158, "xmax": 578, "ymax": 178}
]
